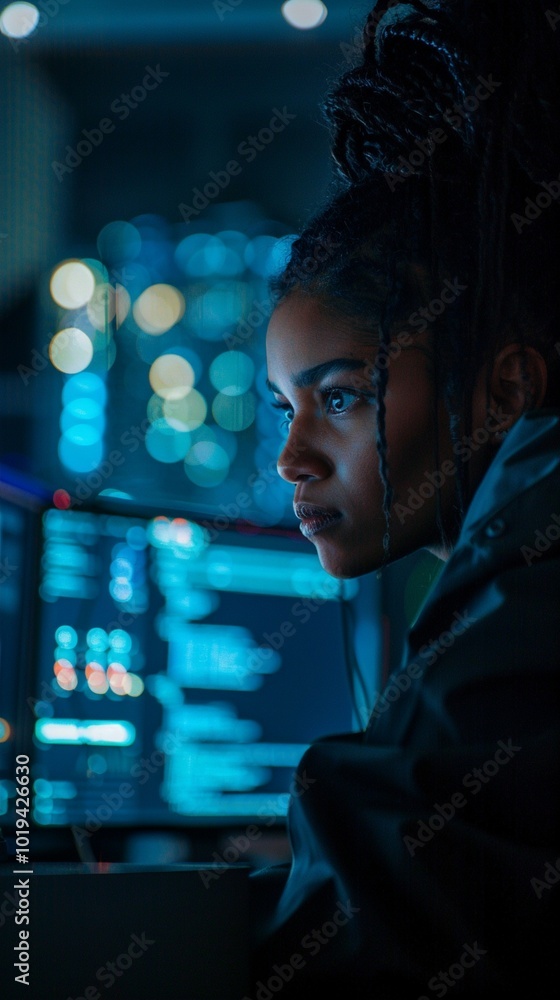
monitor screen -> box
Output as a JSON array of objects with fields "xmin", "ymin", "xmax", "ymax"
[{"xmin": 28, "ymin": 499, "xmax": 357, "ymax": 830}]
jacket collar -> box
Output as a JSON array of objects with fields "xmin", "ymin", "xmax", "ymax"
[
  {"xmin": 412, "ymin": 408, "xmax": 560, "ymax": 630},
  {"xmin": 458, "ymin": 408, "xmax": 560, "ymax": 545}
]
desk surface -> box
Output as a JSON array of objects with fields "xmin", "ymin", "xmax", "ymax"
[{"xmin": 0, "ymin": 862, "xmax": 252, "ymax": 1000}]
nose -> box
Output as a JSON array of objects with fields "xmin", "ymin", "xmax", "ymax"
[{"xmin": 276, "ymin": 421, "xmax": 331, "ymax": 484}]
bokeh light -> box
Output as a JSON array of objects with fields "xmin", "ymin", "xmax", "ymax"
[
  {"xmin": 58, "ymin": 424, "xmax": 103, "ymax": 473},
  {"xmin": 60, "ymin": 397, "xmax": 104, "ymax": 435},
  {"xmin": 145, "ymin": 418, "xmax": 191, "ymax": 463},
  {"xmin": 149, "ymin": 354, "xmax": 195, "ymax": 400},
  {"xmin": 212, "ymin": 390, "xmax": 256, "ymax": 432},
  {"xmin": 55, "ymin": 626, "xmax": 78, "ymax": 649},
  {"xmin": 174, "ymin": 233, "xmax": 245, "ymax": 278},
  {"xmin": 209, "ymin": 350, "xmax": 255, "ymax": 396},
  {"xmin": 52, "ymin": 489, "xmax": 72, "ymax": 510},
  {"xmin": 162, "ymin": 388, "xmax": 207, "ymax": 432},
  {"xmin": 184, "ymin": 441, "xmax": 230, "ymax": 488},
  {"xmin": 121, "ymin": 673, "xmax": 144, "ymax": 697},
  {"xmin": 97, "ymin": 220, "xmax": 142, "ymax": 266},
  {"xmin": 50, "ymin": 261, "xmax": 96, "ymax": 310},
  {"xmin": 54, "ymin": 659, "xmax": 78, "ymax": 691},
  {"xmin": 62, "ymin": 372, "xmax": 107, "ymax": 406},
  {"xmin": 87, "ymin": 628, "xmax": 109, "ymax": 652},
  {"xmin": 0, "ymin": 3, "xmax": 39, "ymax": 39},
  {"xmin": 87, "ymin": 283, "xmax": 131, "ymax": 330},
  {"xmin": 49, "ymin": 328, "xmax": 93, "ymax": 374},
  {"xmin": 184, "ymin": 281, "xmax": 249, "ymax": 340},
  {"xmin": 281, "ymin": 0, "xmax": 328, "ymax": 30},
  {"xmin": 133, "ymin": 283, "xmax": 185, "ymax": 335}
]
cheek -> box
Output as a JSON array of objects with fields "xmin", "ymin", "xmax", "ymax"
[
  {"xmin": 335, "ymin": 424, "xmax": 383, "ymax": 505},
  {"xmin": 384, "ymin": 392, "xmax": 436, "ymax": 495}
]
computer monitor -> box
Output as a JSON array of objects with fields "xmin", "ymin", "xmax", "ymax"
[
  {"xmin": 0, "ymin": 471, "xmax": 46, "ymax": 828},
  {"xmin": 27, "ymin": 497, "xmax": 357, "ymax": 832}
]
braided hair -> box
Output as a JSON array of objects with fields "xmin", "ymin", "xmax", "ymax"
[{"xmin": 269, "ymin": 0, "xmax": 560, "ymax": 557}]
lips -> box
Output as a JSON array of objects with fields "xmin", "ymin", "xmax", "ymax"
[{"xmin": 293, "ymin": 502, "xmax": 342, "ymax": 538}]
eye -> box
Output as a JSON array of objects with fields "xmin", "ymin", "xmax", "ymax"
[
  {"xmin": 322, "ymin": 386, "xmax": 375, "ymax": 415},
  {"xmin": 323, "ymin": 387, "xmax": 365, "ymax": 414},
  {"xmin": 270, "ymin": 399, "xmax": 294, "ymax": 431}
]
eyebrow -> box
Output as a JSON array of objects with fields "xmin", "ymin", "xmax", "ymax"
[{"xmin": 265, "ymin": 357, "xmax": 367, "ymax": 395}]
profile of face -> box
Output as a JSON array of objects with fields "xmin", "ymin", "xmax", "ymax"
[{"xmin": 266, "ymin": 291, "xmax": 530, "ymax": 579}]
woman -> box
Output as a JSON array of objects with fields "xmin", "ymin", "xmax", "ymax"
[{"xmin": 249, "ymin": 2, "xmax": 560, "ymax": 997}]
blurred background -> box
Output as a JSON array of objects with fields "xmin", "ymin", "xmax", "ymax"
[{"xmin": 0, "ymin": 0, "xmax": 441, "ymax": 866}]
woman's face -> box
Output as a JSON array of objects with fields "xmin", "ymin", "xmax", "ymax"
[{"xmin": 266, "ymin": 292, "xmax": 470, "ymax": 578}]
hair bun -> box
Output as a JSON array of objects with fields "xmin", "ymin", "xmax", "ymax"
[{"xmin": 324, "ymin": 0, "xmax": 560, "ymax": 186}]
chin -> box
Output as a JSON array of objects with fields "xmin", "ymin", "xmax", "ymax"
[{"xmin": 316, "ymin": 545, "xmax": 381, "ymax": 580}]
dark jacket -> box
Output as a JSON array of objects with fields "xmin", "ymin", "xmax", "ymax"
[{"xmin": 249, "ymin": 408, "xmax": 560, "ymax": 998}]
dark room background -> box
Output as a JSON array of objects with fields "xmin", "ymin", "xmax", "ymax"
[{"xmin": 0, "ymin": 0, "xmax": 441, "ymax": 864}]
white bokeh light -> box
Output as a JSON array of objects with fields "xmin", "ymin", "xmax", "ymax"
[
  {"xmin": 281, "ymin": 1, "xmax": 327, "ymax": 30},
  {"xmin": 0, "ymin": 2, "xmax": 39, "ymax": 39}
]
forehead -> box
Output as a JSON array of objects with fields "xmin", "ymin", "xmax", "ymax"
[{"xmin": 266, "ymin": 293, "xmax": 374, "ymax": 371}]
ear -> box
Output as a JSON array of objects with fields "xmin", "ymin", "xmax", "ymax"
[{"xmin": 487, "ymin": 344, "xmax": 548, "ymax": 433}]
